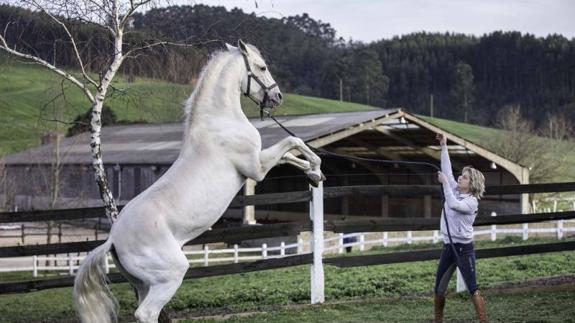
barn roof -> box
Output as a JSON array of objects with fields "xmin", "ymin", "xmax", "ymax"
[
  {"xmin": 1, "ymin": 108, "xmax": 528, "ymax": 183},
  {"xmin": 1, "ymin": 109, "xmax": 398, "ymax": 165}
]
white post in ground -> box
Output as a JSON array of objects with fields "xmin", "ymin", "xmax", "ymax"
[
  {"xmin": 557, "ymin": 220, "xmax": 564, "ymax": 239},
  {"xmin": 32, "ymin": 255, "xmax": 38, "ymax": 277},
  {"xmin": 522, "ymin": 223, "xmax": 529, "ymax": 241},
  {"xmin": 310, "ymin": 182, "xmax": 325, "ymax": 304},
  {"xmin": 490, "ymin": 211, "xmax": 497, "ymax": 241},
  {"xmin": 203, "ymin": 245, "xmax": 209, "ymax": 266},
  {"xmin": 69, "ymin": 255, "xmax": 74, "ymax": 275},
  {"xmin": 456, "ymin": 268, "xmax": 467, "ymax": 293},
  {"xmin": 234, "ymin": 244, "xmax": 239, "ymax": 263},
  {"xmin": 262, "ymin": 243, "xmax": 268, "ymax": 259}
]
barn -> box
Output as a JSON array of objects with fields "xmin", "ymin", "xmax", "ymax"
[{"xmin": 0, "ymin": 108, "xmax": 529, "ymax": 222}]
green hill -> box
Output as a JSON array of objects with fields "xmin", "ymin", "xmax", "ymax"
[{"xmin": 0, "ymin": 57, "xmax": 375, "ymax": 156}]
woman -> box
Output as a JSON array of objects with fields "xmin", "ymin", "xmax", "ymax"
[{"xmin": 434, "ymin": 133, "xmax": 487, "ymax": 323}]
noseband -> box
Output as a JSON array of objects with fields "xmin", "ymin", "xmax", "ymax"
[{"xmin": 240, "ymin": 51, "xmax": 278, "ymax": 119}]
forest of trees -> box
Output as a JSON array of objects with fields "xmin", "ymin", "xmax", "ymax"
[{"xmin": 1, "ymin": 4, "xmax": 574, "ymax": 127}]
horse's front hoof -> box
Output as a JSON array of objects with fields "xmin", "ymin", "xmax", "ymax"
[{"xmin": 307, "ymin": 172, "xmax": 326, "ymax": 187}]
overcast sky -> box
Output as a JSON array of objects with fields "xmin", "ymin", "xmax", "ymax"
[{"xmin": 193, "ymin": 0, "xmax": 575, "ymax": 42}]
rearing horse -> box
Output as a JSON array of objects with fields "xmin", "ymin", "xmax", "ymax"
[{"xmin": 73, "ymin": 40, "xmax": 324, "ymax": 323}]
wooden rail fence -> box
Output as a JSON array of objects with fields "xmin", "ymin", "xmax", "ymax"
[
  {"xmin": 2, "ymin": 182, "xmax": 574, "ymax": 224},
  {"xmin": 1, "ymin": 182, "xmax": 574, "ymax": 298}
]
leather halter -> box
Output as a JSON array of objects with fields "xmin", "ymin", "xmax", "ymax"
[{"xmin": 240, "ymin": 50, "xmax": 278, "ymax": 119}]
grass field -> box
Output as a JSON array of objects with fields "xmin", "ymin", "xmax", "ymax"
[
  {"xmin": 0, "ymin": 237, "xmax": 574, "ymax": 322},
  {"xmin": 186, "ymin": 287, "xmax": 575, "ymax": 323}
]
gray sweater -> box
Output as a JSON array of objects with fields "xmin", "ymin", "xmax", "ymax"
[{"xmin": 439, "ymin": 146, "xmax": 478, "ymax": 244}]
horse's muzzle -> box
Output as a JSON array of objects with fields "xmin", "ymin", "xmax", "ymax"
[{"xmin": 264, "ymin": 91, "xmax": 283, "ymax": 109}]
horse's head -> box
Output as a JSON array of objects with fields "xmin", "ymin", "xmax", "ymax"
[{"xmin": 233, "ymin": 40, "xmax": 283, "ymax": 110}]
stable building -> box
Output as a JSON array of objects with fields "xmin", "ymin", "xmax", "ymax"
[{"xmin": 0, "ymin": 108, "xmax": 529, "ymax": 222}]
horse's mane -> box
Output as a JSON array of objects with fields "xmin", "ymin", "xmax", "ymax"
[
  {"xmin": 183, "ymin": 43, "xmax": 262, "ymax": 131},
  {"xmin": 183, "ymin": 50, "xmax": 231, "ymax": 125}
]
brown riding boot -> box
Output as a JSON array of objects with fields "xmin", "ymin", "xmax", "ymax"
[
  {"xmin": 471, "ymin": 290, "xmax": 487, "ymax": 323},
  {"xmin": 434, "ymin": 294, "xmax": 446, "ymax": 323}
]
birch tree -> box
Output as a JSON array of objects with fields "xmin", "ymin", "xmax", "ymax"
[{"xmin": 0, "ymin": 0, "xmax": 175, "ymax": 223}]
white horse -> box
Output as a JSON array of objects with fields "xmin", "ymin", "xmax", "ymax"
[{"xmin": 73, "ymin": 40, "xmax": 324, "ymax": 323}]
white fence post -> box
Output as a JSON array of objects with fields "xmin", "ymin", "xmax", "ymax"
[
  {"xmin": 262, "ymin": 243, "xmax": 268, "ymax": 259},
  {"xmin": 310, "ymin": 182, "xmax": 325, "ymax": 304},
  {"xmin": 456, "ymin": 268, "xmax": 467, "ymax": 293},
  {"xmin": 490, "ymin": 212, "xmax": 497, "ymax": 241},
  {"xmin": 553, "ymin": 200, "xmax": 558, "ymax": 212},
  {"xmin": 69, "ymin": 254, "xmax": 75, "ymax": 275},
  {"xmin": 298, "ymin": 238, "xmax": 304, "ymax": 254},
  {"xmin": 280, "ymin": 242, "xmax": 286, "ymax": 257},
  {"xmin": 522, "ymin": 223, "xmax": 529, "ymax": 241},
  {"xmin": 32, "ymin": 255, "xmax": 38, "ymax": 277},
  {"xmin": 407, "ymin": 231, "xmax": 413, "ymax": 244},
  {"xmin": 557, "ymin": 220, "xmax": 564, "ymax": 240},
  {"xmin": 359, "ymin": 234, "xmax": 365, "ymax": 251},
  {"xmin": 433, "ymin": 230, "xmax": 439, "ymax": 244},
  {"xmin": 383, "ymin": 232, "xmax": 388, "ymax": 247},
  {"xmin": 203, "ymin": 245, "xmax": 209, "ymax": 266},
  {"xmin": 338, "ymin": 233, "xmax": 344, "ymax": 254},
  {"xmin": 234, "ymin": 244, "xmax": 239, "ymax": 263}
]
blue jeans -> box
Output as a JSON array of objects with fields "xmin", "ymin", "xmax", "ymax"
[{"xmin": 434, "ymin": 242, "xmax": 478, "ymax": 295}]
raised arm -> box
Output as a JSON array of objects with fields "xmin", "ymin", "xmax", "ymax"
[
  {"xmin": 442, "ymin": 183, "xmax": 478, "ymax": 214},
  {"xmin": 437, "ymin": 133, "xmax": 458, "ymax": 189}
]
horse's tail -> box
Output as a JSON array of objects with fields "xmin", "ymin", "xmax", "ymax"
[{"xmin": 73, "ymin": 238, "xmax": 118, "ymax": 323}]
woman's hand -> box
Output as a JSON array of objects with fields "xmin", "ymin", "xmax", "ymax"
[
  {"xmin": 437, "ymin": 171, "xmax": 447, "ymax": 184},
  {"xmin": 436, "ymin": 133, "xmax": 447, "ymax": 147}
]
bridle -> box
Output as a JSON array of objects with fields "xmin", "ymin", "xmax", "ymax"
[{"xmin": 240, "ymin": 50, "xmax": 279, "ymax": 119}]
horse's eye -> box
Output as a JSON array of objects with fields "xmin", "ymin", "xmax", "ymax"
[{"xmin": 260, "ymin": 66, "xmax": 267, "ymax": 72}]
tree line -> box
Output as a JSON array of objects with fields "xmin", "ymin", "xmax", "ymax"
[{"xmin": 1, "ymin": 4, "xmax": 575, "ymax": 128}]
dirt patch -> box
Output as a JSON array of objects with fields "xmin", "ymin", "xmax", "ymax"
[{"xmin": 486, "ymin": 274, "xmax": 575, "ymax": 294}]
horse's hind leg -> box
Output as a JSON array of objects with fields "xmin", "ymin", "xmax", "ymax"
[
  {"xmin": 111, "ymin": 247, "xmax": 150, "ymax": 304},
  {"xmin": 134, "ymin": 252, "xmax": 189, "ymax": 323}
]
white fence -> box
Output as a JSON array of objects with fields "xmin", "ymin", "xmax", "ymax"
[
  {"xmin": 0, "ymin": 240, "xmax": 310, "ymax": 277},
  {"xmin": 3, "ymin": 219, "xmax": 574, "ymax": 279}
]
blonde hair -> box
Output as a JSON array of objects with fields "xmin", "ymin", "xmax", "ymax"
[{"xmin": 462, "ymin": 166, "xmax": 485, "ymax": 199}]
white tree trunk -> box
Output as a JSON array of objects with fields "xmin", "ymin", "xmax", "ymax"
[{"xmin": 90, "ymin": 29, "xmax": 125, "ymax": 223}]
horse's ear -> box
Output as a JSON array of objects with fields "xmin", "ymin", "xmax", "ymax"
[
  {"xmin": 238, "ymin": 39, "xmax": 248, "ymax": 56},
  {"xmin": 225, "ymin": 43, "xmax": 237, "ymax": 51}
]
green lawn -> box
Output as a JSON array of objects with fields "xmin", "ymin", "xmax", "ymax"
[
  {"xmin": 186, "ymin": 287, "xmax": 575, "ymax": 323},
  {"xmin": 0, "ymin": 237, "xmax": 574, "ymax": 322}
]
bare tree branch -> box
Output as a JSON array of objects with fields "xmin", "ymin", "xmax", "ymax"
[{"xmin": 26, "ymin": 2, "xmax": 100, "ymax": 88}]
